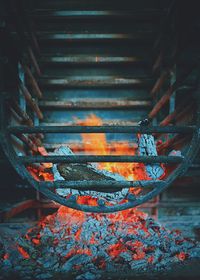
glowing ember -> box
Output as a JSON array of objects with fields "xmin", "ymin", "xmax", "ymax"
[
  {"xmin": 76, "ymin": 114, "xmax": 149, "ymax": 182},
  {"xmin": 1, "ymin": 206, "xmax": 198, "ymax": 279},
  {"xmin": 17, "ymin": 245, "xmax": 30, "ymax": 259},
  {"xmin": 3, "ymin": 253, "xmax": 9, "ymax": 260}
]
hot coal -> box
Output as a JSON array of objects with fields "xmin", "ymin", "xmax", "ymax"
[{"xmin": 0, "ymin": 207, "xmax": 199, "ymax": 279}]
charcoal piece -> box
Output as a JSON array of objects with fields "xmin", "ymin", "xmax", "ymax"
[
  {"xmin": 1, "ymin": 203, "xmax": 199, "ymax": 279},
  {"xmin": 61, "ymin": 254, "xmax": 91, "ymax": 272},
  {"xmin": 119, "ymin": 252, "xmax": 133, "ymax": 262},
  {"xmin": 130, "ymin": 259, "xmax": 147, "ymax": 270}
]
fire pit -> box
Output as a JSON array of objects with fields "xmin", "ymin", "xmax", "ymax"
[{"xmin": 0, "ymin": 0, "xmax": 200, "ymax": 279}]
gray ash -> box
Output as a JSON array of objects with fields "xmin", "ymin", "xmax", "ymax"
[{"xmin": 0, "ymin": 207, "xmax": 199, "ymax": 279}]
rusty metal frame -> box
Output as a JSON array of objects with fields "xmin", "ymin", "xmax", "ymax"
[{"xmin": 1, "ymin": 91, "xmax": 200, "ymax": 213}]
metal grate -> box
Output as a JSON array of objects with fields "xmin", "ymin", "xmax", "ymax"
[{"xmin": 0, "ymin": 0, "xmax": 200, "ymax": 213}]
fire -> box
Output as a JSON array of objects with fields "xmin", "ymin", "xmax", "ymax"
[
  {"xmin": 76, "ymin": 114, "xmax": 148, "ymax": 182},
  {"xmin": 75, "ymin": 114, "xmax": 150, "ymax": 203},
  {"xmin": 28, "ymin": 113, "xmax": 152, "ymax": 203},
  {"xmin": 2, "ymin": 116, "xmax": 195, "ymax": 278}
]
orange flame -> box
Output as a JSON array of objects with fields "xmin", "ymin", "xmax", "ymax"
[
  {"xmin": 28, "ymin": 114, "xmax": 159, "ymax": 203},
  {"xmin": 75, "ymin": 114, "xmax": 149, "ymax": 201},
  {"xmin": 76, "ymin": 114, "xmax": 146, "ymax": 181}
]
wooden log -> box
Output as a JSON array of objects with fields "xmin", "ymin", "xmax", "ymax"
[
  {"xmin": 30, "ymin": 31, "xmax": 41, "ymax": 56},
  {"xmin": 10, "ymin": 100, "xmax": 34, "ymax": 126},
  {"xmin": 29, "ymin": 163, "xmax": 47, "ymax": 172},
  {"xmin": 19, "ymin": 81, "xmax": 43, "ymax": 120},
  {"xmin": 28, "ymin": 134, "xmax": 43, "ymax": 146},
  {"xmin": 175, "ymin": 103, "xmax": 195, "ymax": 124},
  {"xmin": 23, "ymin": 65, "xmax": 43, "ymax": 98},
  {"xmin": 0, "ymin": 200, "xmax": 37, "ymax": 222},
  {"xmin": 27, "ymin": 46, "xmax": 41, "ymax": 77},
  {"xmin": 58, "ymin": 163, "xmax": 119, "ymax": 182},
  {"xmin": 149, "ymin": 66, "xmax": 195, "ymax": 118},
  {"xmin": 152, "ymin": 51, "xmax": 163, "ymax": 73},
  {"xmin": 160, "ymin": 99, "xmax": 193, "ymax": 126},
  {"xmin": 150, "ymin": 70, "xmax": 169, "ymax": 97},
  {"xmin": 53, "ymin": 146, "xmax": 129, "ymax": 201},
  {"xmin": 8, "ymin": 106, "xmax": 43, "ymax": 145},
  {"xmin": 17, "ymin": 134, "xmax": 38, "ymax": 153}
]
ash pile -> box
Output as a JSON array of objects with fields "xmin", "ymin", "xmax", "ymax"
[{"xmin": 0, "ymin": 207, "xmax": 199, "ymax": 280}]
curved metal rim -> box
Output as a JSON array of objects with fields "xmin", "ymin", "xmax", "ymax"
[{"xmin": 1, "ymin": 99, "xmax": 200, "ymax": 213}]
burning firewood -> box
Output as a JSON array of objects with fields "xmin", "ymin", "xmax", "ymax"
[
  {"xmin": 51, "ymin": 119, "xmax": 166, "ymax": 202},
  {"xmin": 52, "ymin": 146, "xmax": 129, "ymax": 202}
]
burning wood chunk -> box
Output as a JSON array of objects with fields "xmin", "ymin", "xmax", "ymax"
[
  {"xmin": 52, "ymin": 146, "xmax": 129, "ymax": 203},
  {"xmin": 137, "ymin": 119, "xmax": 165, "ymax": 179}
]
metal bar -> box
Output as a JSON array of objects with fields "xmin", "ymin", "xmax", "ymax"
[
  {"xmin": 157, "ymin": 134, "xmax": 190, "ymax": 152},
  {"xmin": 40, "ymin": 55, "xmax": 143, "ymax": 65},
  {"xmin": 8, "ymin": 125, "xmax": 196, "ymax": 134},
  {"xmin": 41, "ymin": 120, "xmax": 139, "ymax": 126},
  {"xmin": 38, "ymin": 99, "xmax": 151, "ymax": 109},
  {"xmin": 39, "ymin": 180, "xmax": 165, "ymax": 190},
  {"xmin": 31, "ymin": 10, "xmax": 162, "ymax": 18},
  {"xmin": 19, "ymin": 155, "xmax": 184, "ymax": 164},
  {"xmin": 32, "ymin": 201, "xmax": 159, "ymax": 209},
  {"xmin": 17, "ymin": 134, "xmax": 38, "ymax": 152},
  {"xmin": 37, "ymin": 33, "xmax": 154, "ymax": 41},
  {"xmin": 39, "ymin": 77, "xmax": 152, "ymax": 88}
]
